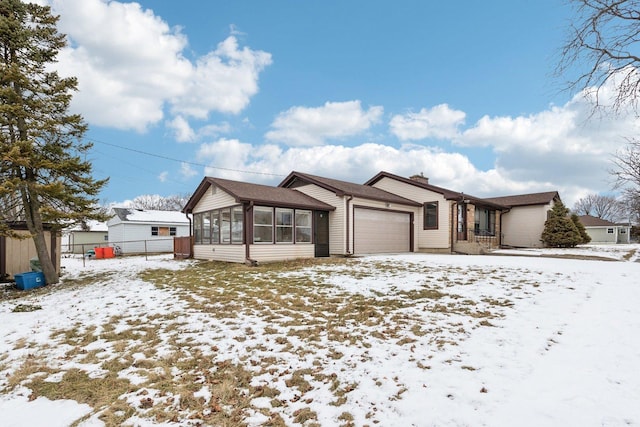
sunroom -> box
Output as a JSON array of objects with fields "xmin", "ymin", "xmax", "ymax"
[{"xmin": 183, "ymin": 177, "xmax": 335, "ymax": 263}]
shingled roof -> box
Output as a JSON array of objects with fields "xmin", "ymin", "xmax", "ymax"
[
  {"xmin": 484, "ymin": 191, "xmax": 560, "ymax": 208},
  {"xmin": 279, "ymin": 171, "xmax": 422, "ymax": 206},
  {"xmin": 182, "ymin": 177, "xmax": 336, "ymax": 214},
  {"xmin": 110, "ymin": 208, "xmax": 189, "ymax": 224},
  {"xmin": 364, "ymin": 171, "xmax": 507, "ymax": 210},
  {"xmin": 578, "ymin": 214, "xmax": 617, "ymax": 227}
]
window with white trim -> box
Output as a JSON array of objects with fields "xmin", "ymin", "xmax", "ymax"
[
  {"xmin": 211, "ymin": 210, "xmax": 220, "ymax": 244},
  {"xmin": 194, "ymin": 214, "xmax": 203, "ymax": 243},
  {"xmin": 254, "ymin": 207, "xmax": 273, "ymax": 243},
  {"xmin": 232, "ymin": 206, "xmax": 243, "ymax": 243},
  {"xmin": 295, "ymin": 210, "xmax": 312, "ymax": 243},
  {"xmin": 202, "ymin": 212, "xmax": 211, "ymax": 244},
  {"xmin": 221, "ymin": 208, "xmax": 231, "ymax": 243},
  {"xmin": 276, "ymin": 208, "xmax": 294, "ymax": 243}
]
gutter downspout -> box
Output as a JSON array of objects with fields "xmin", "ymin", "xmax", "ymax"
[
  {"xmin": 499, "ymin": 207, "xmax": 511, "ymax": 248},
  {"xmin": 245, "ymin": 202, "xmax": 254, "ymax": 262},
  {"xmin": 184, "ymin": 212, "xmax": 192, "ymax": 258},
  {"xmin": 450, "ymin": 202, "xmax": 455, "ymax": 253},
  {"xmin": 345, "ymin": 195, "xmax": 353, "ymax": 255}
]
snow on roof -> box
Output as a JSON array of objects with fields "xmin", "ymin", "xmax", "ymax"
[
  {"xmin": 67, "ymin": 220, "xmax": 108, "ymax": 232},
  {"xmin": 111, "ymin": 208, "xmax": 190, "ymax": 224}
]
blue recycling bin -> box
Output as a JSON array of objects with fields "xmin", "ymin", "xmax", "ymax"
[{"xmin": 14, "ymin": 272, "xmax": 46, "ymax": 290}]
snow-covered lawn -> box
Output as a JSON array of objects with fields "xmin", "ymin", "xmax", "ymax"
[{"xmin": 1, "ymin": 245, "xmax": 639, "ymax": 426}]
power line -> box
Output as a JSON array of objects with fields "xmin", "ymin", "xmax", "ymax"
[{"xmin": 87, "ymin": 137, "xmax": 286, "ymax": 177}]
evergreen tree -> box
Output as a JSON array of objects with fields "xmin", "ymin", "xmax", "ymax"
[
  {"xmin": 1, "ymin": 1, "xmax": 108, "ymax": 284},
  {"xmin": 571, "ymin": 213, "xmax": 591, "ymax": 245},
  {"xmin": 541, "ymin": 200, "xmax": 582, "ymax": 248}
]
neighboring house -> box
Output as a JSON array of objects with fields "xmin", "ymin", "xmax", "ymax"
[
  {"xmin": 484, "ymin": 191, "xmax": 560, "ymax": 248},
  {"xmin": 107, "ymin": 208, "xmax": 190, "ymax": 254},
  {"xmin": 182, "ymin": 176, "xmax": 337, "ymax": 263},
  {"xmin": 365, "ymin": 171, "xmax": 507, "ymax": 254},
  {"xmin": 279, "ymin": 172, "xmax": 423, "ymax": 256},
  {"xmin": 62, "ymin": 220, "xmax": 108, "ymax": 254},
  {"xmin": 578, "ymin": 215, "xmax": 631, "ymax": 244},
  {"xmin": 0, "ymin": 222, "xmax": 61, "ymax": 281}
]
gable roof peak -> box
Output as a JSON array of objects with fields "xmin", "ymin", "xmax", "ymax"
[{"xmin": 280, "ymin": 171, "xmax": 422, "ymax": 206}]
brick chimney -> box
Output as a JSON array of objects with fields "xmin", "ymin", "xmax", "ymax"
[{"xmin": 409, "ymin": 172, "xmax": 429, "ymax": 184}]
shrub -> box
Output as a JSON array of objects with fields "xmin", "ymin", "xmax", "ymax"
[
  {"xmin": 541, "ymin": 201, "xmax": 582, "ymax": 247},
  {"xmin": 571, "ymin": 214, "xmax": 591, "ymax": 244}
]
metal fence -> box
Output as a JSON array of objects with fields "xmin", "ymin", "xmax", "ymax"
[{"xmin": 62, "ymin": 238, "xmax": 177, "ymax": 257}]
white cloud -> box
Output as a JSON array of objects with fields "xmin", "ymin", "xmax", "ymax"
[
  {"xmin": 199, "ymin": 122, "xmax": 232, "ymax": 138},
  {"xmin": 48, "ymin": 0, "xmax": 271, "ymax": 132},
  {"xmin": 265, "ymin": 101, "xmax": 384, "ymax": 146},
  {"xmin": 180, "ymin": 162, "xmax": 198, "ymax": 179},
  {"xmin": 170, "ymin": 36, "xmax": 272, "ymax": 118},
  {"xmin": 449, "ymin": 84, "xmax": 640, "ymax": 202},
  {"xmin": 167, "ymin": 116, "xmax": 231, "ymax": 143},
  {"xmin": 158, "ymin": 171, "xmax": 169, "ymax": 182},
  {"xmin": 167, "ymin": 116, "xmax": 196, "ymax": 143},
  {"xmin": 195, "ymin": 138, "xmax": 537, "ymax": 197},
  {"xmin": 390, "ymin": 104, "xmax": 466, "ymax": 140},
  {"xmin": 197, "ymin": 138, "xmax": 255, "ymax": 180}
]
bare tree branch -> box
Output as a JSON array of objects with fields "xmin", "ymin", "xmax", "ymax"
[{"xmin": 557, "ymin": 0, "xmax": 640, "ymax": 113}]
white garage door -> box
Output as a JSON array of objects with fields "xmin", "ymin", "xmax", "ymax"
[{"xmin": 354, "ymin": 208, "xmax": 411, "ymax": 254}]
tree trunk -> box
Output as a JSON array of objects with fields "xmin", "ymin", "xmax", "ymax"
[{"xmin": 20, "ymin": 178, "xmax": 58, "ymax": 285}]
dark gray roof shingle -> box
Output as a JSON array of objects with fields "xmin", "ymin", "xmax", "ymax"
[
  {"xmin": 280, "ymin": 171, "xmax": 422, "ymax": 206},
  {"xmin": 484, "ymin": 191, "xmax": 560, "ymax": 208},
  {"xmin": 578, "ymin": 214, "xmax": 617, "ymax": 227},
  {"xmin": 183, "ymin": 176, "xmax": 336, "ymax": 213}
]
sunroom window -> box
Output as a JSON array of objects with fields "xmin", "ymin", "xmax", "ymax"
[
  {"xmin": 254, "ymin": 207, "xmax": 273, "ymax": 243},
  {"xmin": 295, "ymin": 210, "xmax": 312, "ymax": 243},
  {"xmin": 276, "ymin": 208, "xmax": 294, "ymax": 243}
]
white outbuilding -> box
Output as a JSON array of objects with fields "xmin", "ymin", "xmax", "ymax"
[{"xmin": 107, "ymin": 208, "xmax": 190, "ymax": 254}]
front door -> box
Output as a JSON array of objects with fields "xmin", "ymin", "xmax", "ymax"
[{"xmin": 314, "ymin": 211, "xmax": 329, "ymax": 257}]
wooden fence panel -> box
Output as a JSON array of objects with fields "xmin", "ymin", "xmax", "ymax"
[{"xmin": 173, "ymin": 236, "xmax": 193, "ymax": 259}]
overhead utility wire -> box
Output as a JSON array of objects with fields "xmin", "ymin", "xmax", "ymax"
[{"xmin": 87, "ymin": 138, "xmax": 286, "ymax": 177}]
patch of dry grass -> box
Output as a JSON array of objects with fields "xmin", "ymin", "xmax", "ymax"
[{"xmin": 2, "ymin": 255, "xmax": 552, "ymax": 426}]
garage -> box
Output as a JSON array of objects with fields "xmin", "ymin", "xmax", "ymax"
[{"xmin": 353, "ymin": 207, "xmax": 412, "ymax": 254}]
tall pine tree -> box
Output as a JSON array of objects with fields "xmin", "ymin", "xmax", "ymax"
[
  {"xmin": 1, "ymin": 1, "xmax": 108, "ymax": 284},
  {"xmin": 541, "ymin": 200, "xmax": 582, "ymax": 248},
  {"xmin": 571, "ymin": 213, "xmax": 591, "ymax": 245}
]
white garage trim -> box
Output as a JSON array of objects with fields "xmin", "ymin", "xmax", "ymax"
[{"xmin": 353, "ymin": 206, "xmax": 413, "ymax": 254}]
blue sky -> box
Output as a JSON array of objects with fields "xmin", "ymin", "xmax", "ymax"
[{"xmin": 43, "ymin": 0, "xmax": 640, "ymax": 207}]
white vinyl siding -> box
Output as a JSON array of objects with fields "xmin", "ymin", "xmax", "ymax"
[
  {"xmin": 353, "ymin": 208, "xmax": 410, "ymax": 254},
  {"xmin": 370, "ymin": 176, "xmax": 451, "ymax": 250},
  {"xmin": 108, "ymin": 222, "xmax": 189, "ymax": 254},
  {"xmin": 193, "ymin": 185, "xmax": 237, "ymax": 213},
  {"xmin": 194, "ymin": 242, "xmax": 315, "ymax": 263},
  {"xmin": 293, "ymin": 184, "xmax": 347, "ymax": 254},
  {"xmin": 193, "ymin": 244, "xmax": 245, "ymax": 263},
  {"xmin": 500, "ymin": 203, "xmax": 552, "ymax": 248},
  {"xmin": 585, "ymin": 226, "xmax": 627, "ymax": 244},
  {"xmin": 249, "ymin": 244, "xmax": 315, "ymax": 262}
]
